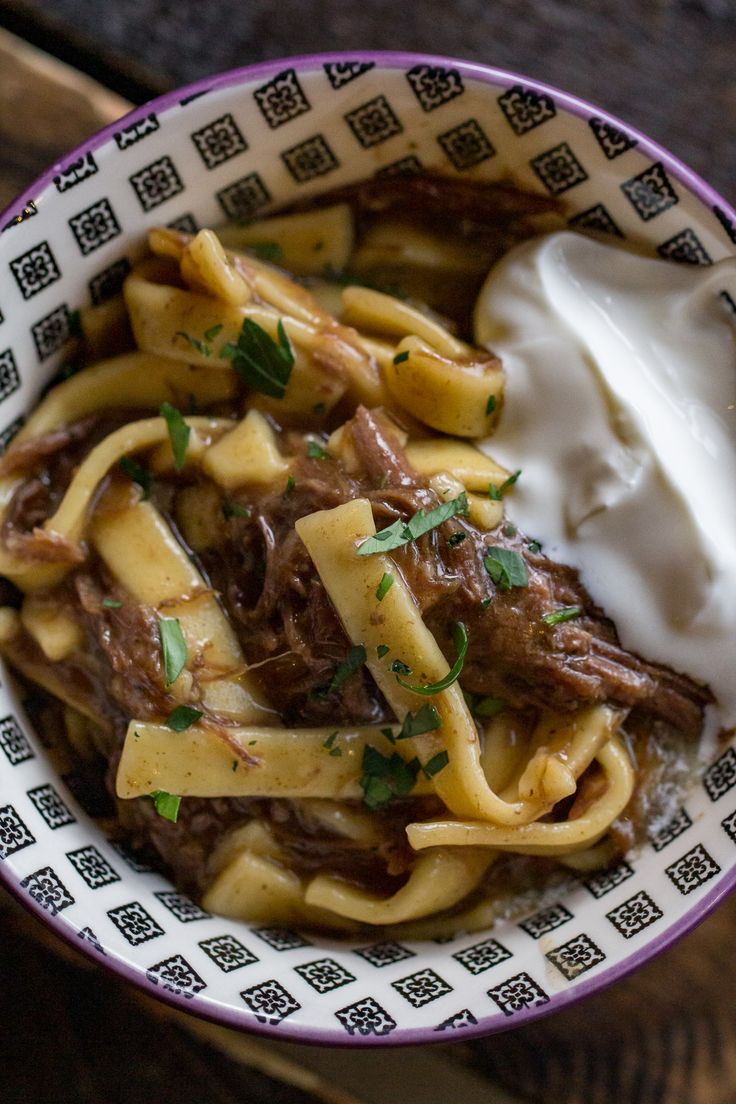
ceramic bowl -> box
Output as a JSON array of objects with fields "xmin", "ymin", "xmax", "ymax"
[{"xmin": 0, "ymin": 52, "xmax": 734, "ymax": 1046}]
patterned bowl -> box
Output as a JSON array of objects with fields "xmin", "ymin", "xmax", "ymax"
[{"xmin": 1, "ymin": 52, "xmax": 735, "ymax": 1046}]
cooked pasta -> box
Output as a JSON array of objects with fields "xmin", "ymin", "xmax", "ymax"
[{"xmin": 0, "ymin": 174, "xmax": 710, "ymax": 935}]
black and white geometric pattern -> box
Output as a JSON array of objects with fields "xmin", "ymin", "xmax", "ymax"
[
  {"xmin": 0, "ymin": 804, "xmax": 35, "ymax": 858},
  {"xmin": 129, "ymin": 156, "xmax": 184, "ymax": 212},
  {"xmin": 88, "ymin": 257, "xmax": 131, "ymax": 305},
  {"xmin": 31, "ymin": 304, "xmax": 71, "ymax": 360},
  {"xmin": 281, "ymin": 135, "xmax": 340, "ymax": 183},
  {"xmin": 0, "ymin": 416, "xmax": 24, "ymax": 454},
  {"xmin": 27, "ymin": 783, "xmax": 75, "ymax": 830},
  {"xmin": 438, "ymin": 118, "xmax": 495, "ymax": 170},
  {"xmin": 487, "ymin": 972, "xmax": 550, "ymax": 1017},
  {"xmin": 0, "ymin": 350, "xmax": 19, "ymax": 405},
  {"xmin": 650, "ymin": 808, "xmax": 693, "ymax": 852},
  {"xmin": 657, "ymin": 227, "xmax": 712, "ymax": 265},
  {"xmin": 546, "ymin": 933, "xmax": 606, "ymax": 981},
  {"xmin": 108, "ymin": 839, "xmax": 154, "ymax": 873},
  {"xmin": 10, "ymin": 241, "xmax": 61, "ymax": 299},
  {"xmin": 588, "ymin": 117, "xmax": 638, "ymax": 160},
  {"xmin": 68, "ymin": 199, "xmax": 122, "ymax": 256},
  {"xmin": 345, "ymin": 96, "xmax": 403, "ymax": 148},
  {"xmin": 253, "ymin": 927, "xmax": 310, "ymax": 952},
  {"xmin": 568, "ymin": 203, "xmax": 624, "ymax": 238},
  {"xmin": 406, "ymin": 65, "xmax": 464, "ymax": 112},
  {"xmin": 713, "ymin": 204, "xmax": 736, "ymax": 244},
  {"xmin": 0, "ymin": 715, "xmax": 34, "ymax": 765},
  {"xmin": 154, "ymin": 890, "xmax": 210, "ymax": 923},
  {"xmin": 295, "ymin": 957, "xmax": 356, "ymax": 994},
  {"xmin": 66, "ymin": 845, "xmax": 120, "ymax": 889},
  {"xmin": 53, "ymin": 152, "xmax": 98, "ymax": 193},
  {"xmin": 20, "ymin": 866, "xmax": 75, "ymax": 915},
  {"xmin": 606, "ymin": 890, "xmax": 663, "ymax": 938},
  {"xmin": 191, "ymin": 114, "xmax": 248, "ymax": 170},
  {"xmin": 584, "ymin": 861, "xmax": 634, "ymax": 898},
  {"xmin": 355, "ymin": 941, "xmax": 415, "ymax": 968},
  {"xmin": 703, "ymin": 747, "xmax": 736, "ymax": 801},
  {"xmin": 665, "ymin": 844, "xmax": 721, "ymax": 895},
  {"xmin": 114, "ymin": 113, "xmax": 160, "ymax": 151},
  {"xmin": 375, "ymin": 154, "xmax": 424, "ymax": 176},
  {"xmin": 531, "ymin": 142, "xmax": 588, "ymax": 195},
  {"xmin": 199, "ymin": 934, "xmax": 259, "ymax": 973},
  {"xmin": 216, "ymin": 172, "xmax": 271, "ymax": 222},
  {"xmin": 147, "ymin": 954, "xmax": 206, "ymax": 998},
  {"xmin": 519, "ymin": 902, "xmax": 573, "ymax": 939},
  {"xmin": 434, "ymin": 1008, "xmax": 478, "ymax": 1032},
  {"xmin": 498, "ymin": 85, "xmax": 556, "ymax": 135},
  {"xmin": 77, "ymin": 927, "xmax": 106, "ymax": 955},
  {"xmin": 167, "ymin": 213, "xmax": 199, "ymax": 234},
  {"xmin": 254, "ymin": 69, "xmax": 311, "ymax": 129},
  {"xmin": 621, "ymin": 162, "xmax": 679, "ymax": 221},
  {"xmin": 335, "ymin": 996, "xmax": 397, "ymax": 1037},
  {"xmin": 240, "ymin": 979, "xmax": 300, "ymax": 1024},
  {"xmin": 108, "ymin": 901, "xmax": 165, "ymax": 946},
  {"xmin": 323, "ymin": 61, "xmax": 375, "ymax": 90},
  {"xmin": 453, "ymin": 937, "xmax": 512, "ymax": 975},
  {"xmin": 392, "ymin": 968, "xmax": 453, "ymax": 1008},
  {"xmin": 722, "ymin": 809, "xmax": 736, "ymax": 844}
]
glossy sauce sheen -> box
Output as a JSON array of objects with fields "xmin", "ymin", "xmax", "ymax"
[{"xmin": 475, "ymin": 232, "xmax": 736, "ymax": 737}]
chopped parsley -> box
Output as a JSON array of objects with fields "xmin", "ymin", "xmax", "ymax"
[
  {"xmin": 357, "ymin": 493, "xmax": 469, "ymax": 557},
  {"xmin": 375, "ymin": 572, "xmax": 394, "ymax": 601},
  {"xmin": 222, "ymin": 499, "xmax": 252, "ymax": 520},
  {"xmin": 541, "ymin": 605, "xmax": 583, "ymax": 626},
  {"xmin": 486, "ymin": 393, "xmax": 497, "ymax": 415},
  {"xmin": 488, "ymin": 469, "xmax": 521, "ymax": 501},
  {"xmin": 484, "ymin": 546, "xmax": 528, "ymax": 590},
  {"xmin": 323, "ymin": 731, "xmax": 339, "ymax": 749},
  {"xmin": 377, "ymin": 644, "xmax": 390, "ymax": 659},
  {"xmin": 119, "ymin": 456, "xmax": 151, "ymax": 499},
  {"xmin": 447, "ymin": 531, "xmax": 467, "ymax": 547},
  {"xmin": 232, "ymin": 759, "xmax": 239, "ymax": 771},
  {"xmin": 474, "ymin": 695, "xmax": 506, "ymax": 719},
  {"xmin": 393, "ymin": 350, "xmax": 410, "ymax": 365},
  {"xmin": 423, "ymin": 750, "xmax": 449, "ymax": 778},
  {"xmin": 360, "ymin": 744, "xmax": 420, "ymax": 809},
  {"xmin": 249, "ymin": 241, "xmax": 283, "ymax": 263},
  {"xmin": 204, "ymin": 323, "xmax": 224, "ymax": 342},
  {"xmin": 307, "ymin": 439, "xmax": 329, "ymax": 460},
  {"xmin": 150, "ymin": 790, "xmax": 181, "ymax": 822},
  {"xmin": 176, "ymin": 330, "xmax": 212, "ymax": 357},
  {"xmin": 283, "ymin": 475, "xmax": 296, "ymax": 497},
  {"xmin": 158, "ymin": 617, "xmax": 187, "ymax": 687},
  {"xmin": 502, "ymin": 523, "xmax": 517, "ymax": 538},
  {"xmin": 165, "ymin": 704, "xmax": 202, "ymax": 731},
  {"xmin": 527, "ymin": 539, "xmax": 543, "ymax": 554},
  {"xmin": 397, "ymin": 702, "xmax": 442, "ymax": 740},
  {"xmin": 397, "ymin": 622, "xmax": 468, "ymax": 696},
  {"xmin": 481, "ymin": 596, "xmax": 492, "ymax": 610},
  {"xmin": 102, "ymin": 597, "xmax": 123, "ymax": 609},
  {"xmin": 159, "ymin": 401, "xmax": 190, "ymax": 472},
  {"xmin": 390, "ymin": 659, "xmax": 412, "ymax": 675},
  {"xmin": 315, "ymin": 644, "xmax": 367, "ymax": 698},
  {"xmin": 221, "ymin": 318, "xmax": 295, "ymax": 399}
]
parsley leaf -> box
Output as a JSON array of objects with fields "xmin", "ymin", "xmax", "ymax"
[
  {"xmin": 357, "ymin": 493, "xmax": 469, "ymax": 556},
  {"xmin": 489, "ymin": 469, "xmax": 521, "ymax": 501},
  {"xmin": 541, "ymin": 605, "xmax": 583, "ymax": 626},
  {"xmin": 377, "ymin": 644, "xmax": 390, "ymax": 659},
  {"xmin": 423, "ymin": 750, "xmax": 449, "ymax": 778},
  {"xmin": 150, "ymin": 790, "xmax": 181, "ymax": 822},
  {"xmin": 159, "ymin": 402, "xmax": 190, "ymax": 472},
  {"xmin": 447, "ymin": 531, "xmax": 467, "ymax": 547},
  {"xmin": 375, "ymin": 572, "xmax": 394, "ymax": 601},
  {"xmin": 249, "ymin": 241, "xmax": 283, "ymax": 263},
  {"xmin": 165, "ymin": 704, "xmax": 202, "ymax": 731},
  {"xmin": 204, "ymin": 323, "xmax": 224, "ymax": 341},
  {"xmin": 283, "ymin": 475, "xmax": 296, "ymax": 497},
  {"xmin": 393, "ymin": 350, "xmax": 410, "ymax": 365},
  {"xmin": 474, "ymin": 695, "xmax": 506, "ymax": 719},
  {"xmin": 222, "ymin": 318, "xmax": 295, "ymax": 399},
  {"xmin": 158, "ymin": 617, "xmax": 187, "ymax": 687},
  {"xmin": 484, "ymin": 546, "xmax": 528, "ymax": 590},
  {"xmin": 323, "ymin": 731, "xmax": 339, "ymax": 749},
  {"xmin": 397, "ymin": 622, "xmax": 468, "ymax": 696},
  {"xmin": 307, "ymin": 439, "xmax": 329, "ymax": 460},
  {"xmin": 486, "ymin": 393, "xmax": 497, "ymax": 415},
  {"xmin": 176, "ymin": 330, "xmax": 211, "ymax": 357},
  {"xmin": 120, "ymin": 456, "xmax": 151, "ymax": 500},
  {"xmin": 222, "ymin": 499, "xmax": 252, "ymax": 520},
  {"xmin": 527, "ymin": 539, "xmax": 543, "ymax": 554},
  {"xmin": 390, "ymin": 659, "xmax": 412, "ymax": 675},
  {"xmin": 360, "ymin": 745, "xmax": 420, "ymax": 809},
  {"xmin": 315, "ymin": 644, "xmax": 367, "ymax": 698},
  {"xmin": 102, "ymin": 597, "xmax": 122, "ymax": 609},
  {"xmin": 397, "ymin": 703, "xmax": 442, "ymax": 740}
]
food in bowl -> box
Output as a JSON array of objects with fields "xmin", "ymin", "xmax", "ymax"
[{"xmin": 0, "ymin": 172, "xmax": 731, "ymax": 938}]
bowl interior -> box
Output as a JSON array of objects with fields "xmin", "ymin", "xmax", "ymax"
[{"xmin": 0, "ymin": 54, "xmax": 735, "ymax": 1045}]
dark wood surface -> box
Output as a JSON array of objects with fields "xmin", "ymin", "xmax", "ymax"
[{"xmin": 1, "ymin": 23, "xmax": 736, "ymax": 1104}]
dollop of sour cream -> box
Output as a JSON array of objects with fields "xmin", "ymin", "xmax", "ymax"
[{"xmin": 474, "ymin": 231, "xmax": 736, "ymax": 737}]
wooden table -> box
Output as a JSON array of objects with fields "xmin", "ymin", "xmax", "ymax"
[{"xmin": 1, "ymin": 26, "xmax": 735, "ymax": 1104}]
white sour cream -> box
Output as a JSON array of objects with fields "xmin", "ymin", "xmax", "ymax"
[{"xmin": 474, "ymin": 231, "xmax": 736, "ymax": 736}]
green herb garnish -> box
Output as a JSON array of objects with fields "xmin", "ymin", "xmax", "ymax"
[
  {"xmin": 397, "ymin": 622, "xmax": 468, "ymax": 696},
  {"xmin": 165, "ymin": 704, "xmax": 202, "ymax": 731},
  {"xmin": 474, "ymin": 695, "xmax": 506, "ymax": 718},
  {"xmin": 249, "ymin": 241, "xmax": 283, "ymax": 263},
  {"xmin": 222, "ymin": 499, "xmax": 252, "ymax": 520},
  {"xmin": 204, "ymin": 323, "xmax": 224, "ymax": 341},
  {"xmin": 397, "ymin": 702, "xmax": 442, "ymax": 740},
  {"xmin": 221, "ymin": 318, "xmax": 294, "ymax": 399},
  {"xmin": 541, "ymin": 605, "xmax": 583, "ymax": 626},
  {"xmin": 176, "ymin": 330, "xmax": 211, "ymax": 357},
  {"xmin": 527, "ymin": 539, "xmax": 543, "ymax": 554},
  {"xmin": 375, "ymin": 572, "xmax": 394, "ymax": 601},
  {"xmin": 323, "ymin": 731, "xmax": 339, "ymax": 749},
  {"xmin": 447, "ymin": 531, "xmax": 467, "ymax": 547},
  {"xmin": 307, "ymin": 439, "xmax": 329, "ymax": 460},
  {"xmin": 120, "ymin": 456, "xmax": 151, "ymax": 499},
  {"xmin": 390, "ymin": 659, "xmax": 412, "ymax": 676},
  {"xmin": 377, "ymin": 644, "xmax": 390, "ymax": 659},
  {"xmin": 502, "ymin": 523, "xmax": 517, "ymax": 538},
  {"xmin": 486, "ymin": 394, "xmax": 497, "ymax": 415},
  {"xmin": 489, "ymin": 469, "xmax": 521, "ymax": 501},
  {"xmin": 484, "ymin": 546, "xmax": 528, "ymax": 590},
  {"xmin": 314, "ymin": 644, "xmax": 367, "ymax": 699},
  {"xmin": 150, "ymin": 790, "xmax": 181, "ymax": 822},
  {"xmin": 232, "ymin": 760, "xmax": 239, "ymax": 772},
  {"xmin": 102, "ymin": 597, "xmax": 123, "ymax": 609},
  {"xmin": 357, "ymin": 493, "xmax": 469, "ymax": 557},
  {"xmin": 481, "ymin": 596, "xmax": 492, "ymax": 610},
  {"xmin": 159, "ymin": 402, "xmax": 190, "ymax": 472},
  {"xmin": 360, "ymin": 745, "xmax": 420, "ymax": 809},
  {"xmin": 422, "ymin": 750, "xmax": 449, "ymax": 778},
  {"xmin": 283, "ymin": 475, "xmax": 296, "ymax": 497},
  {"xmin": 393, "ymin": 350, "xmax": 410, "ymax": 365},
  {"xmin": 158, "ymin": 617, "xmax": 187, "ymax": 687}
]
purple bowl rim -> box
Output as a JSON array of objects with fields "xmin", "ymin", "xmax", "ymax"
[{"xmin": 1, "ymin": 50, "xmax": 734, "ymax": 1049}]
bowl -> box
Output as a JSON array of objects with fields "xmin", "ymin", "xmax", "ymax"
[{"xmin": 1, "ymin": 51, "xmax": 734, "ymax": 1046}]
